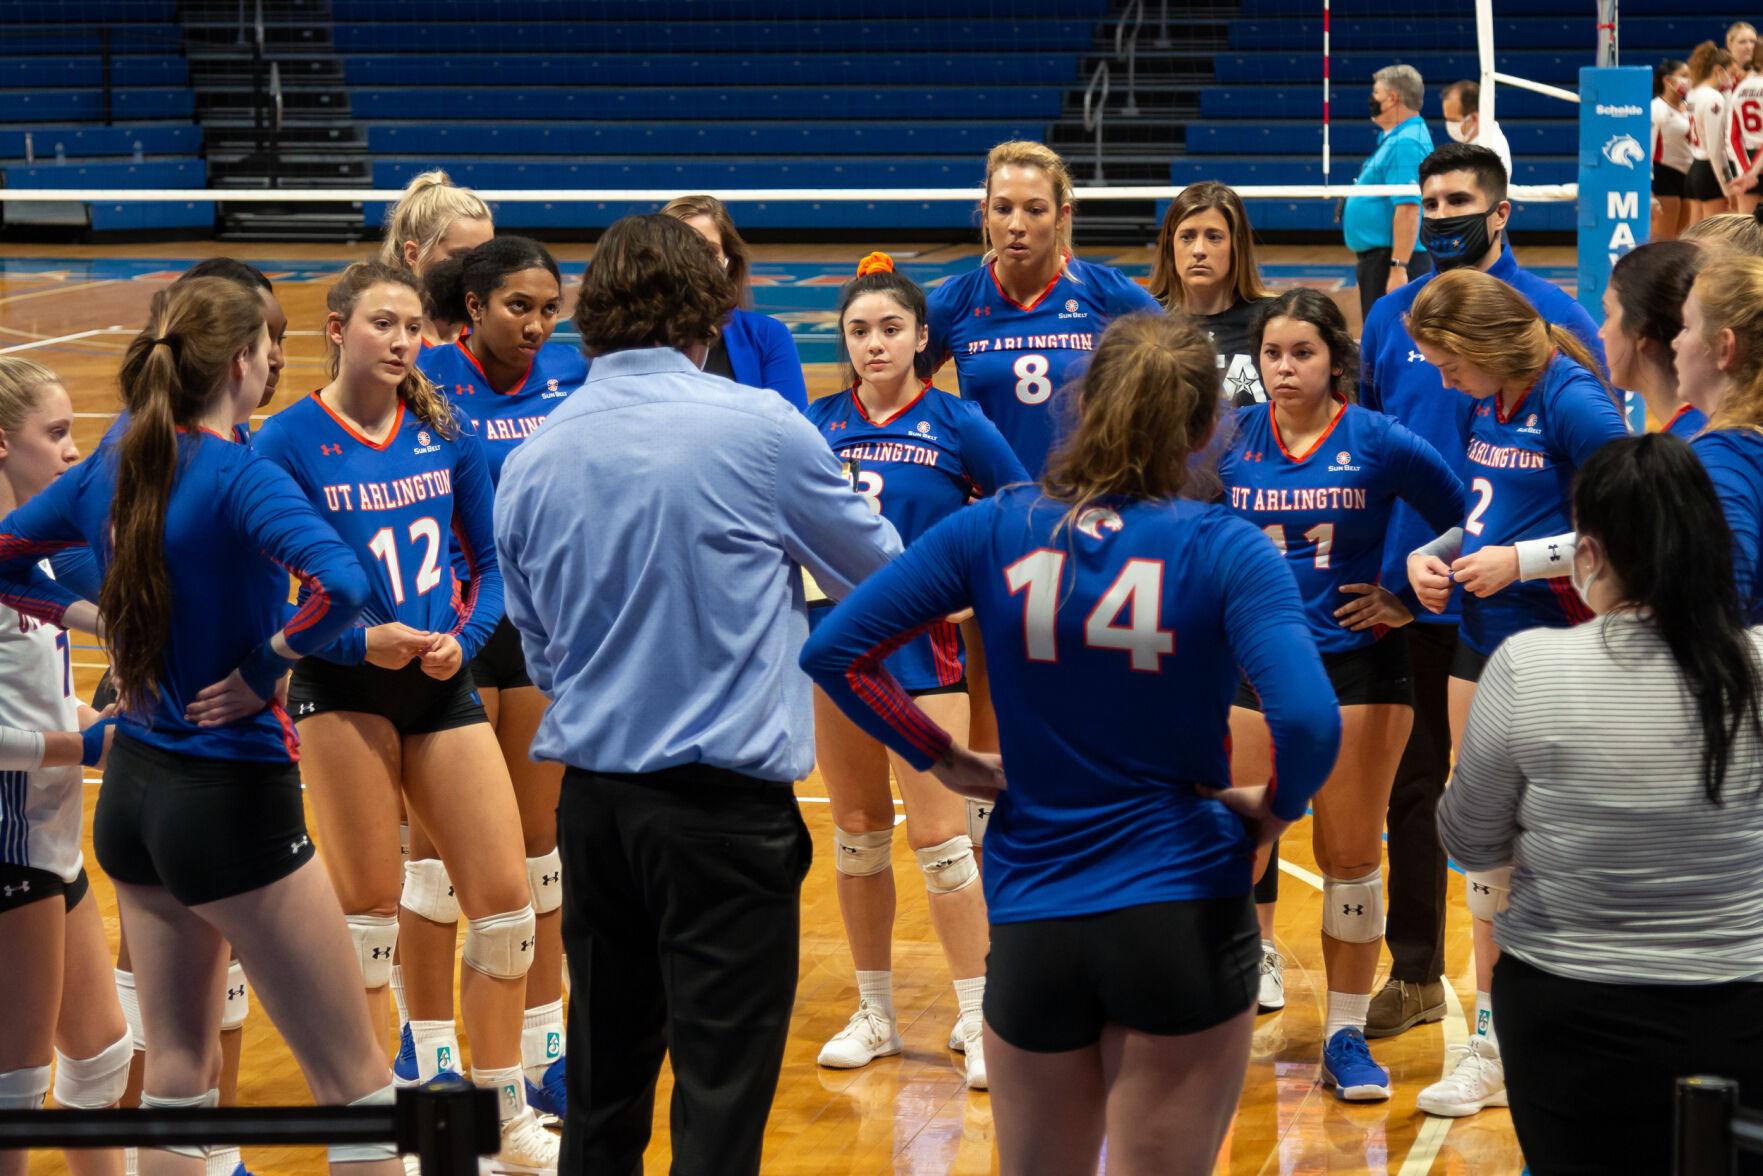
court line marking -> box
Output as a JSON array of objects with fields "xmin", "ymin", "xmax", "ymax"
[
  {"xmin": 0, "ymin": 326, "xmax": 128, "ymax": 354},
  {"xmin": 0, "ymin": 279, "xmax": 119, "ymax": 307}
]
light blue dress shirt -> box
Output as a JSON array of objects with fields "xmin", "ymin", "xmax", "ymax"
[{"xmin": 494, "ymin": 346, "xmax": 902, "ymax": 783}]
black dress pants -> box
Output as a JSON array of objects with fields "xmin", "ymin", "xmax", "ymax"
[
  {"xmin": 556, "ymin": 765, "xmax": 813, "ymax": 1176},
  {"xmin": 1355, "ymin": 246, "xmax": 1433, "ymax": 321},
  {"xmin": 1384, "ymin": 620, "xmax": 1455, "ymax": 981}
]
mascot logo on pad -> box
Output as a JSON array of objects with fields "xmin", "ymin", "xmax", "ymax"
[{"xmin": 1601, "ymin": 134, "xmax": 1645, "ymax": 169}]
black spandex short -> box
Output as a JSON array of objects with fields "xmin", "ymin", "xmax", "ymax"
[
  {"xmin": 1653, "ymin": 163, "xmax": 1687, "ymax": 198},
  {"xmin": 1450, "ymin": 640, "xmax": 1491, "ymax": 683},
  {"xmin": 469, "ymin": 616, "xmax": 532, "ymax": 692},
  {"xmin": 908, "ymin": 680, "xmax": 968, "ymax": 699},
  {"xmin": 93, "ymin": 733, "xmax": 315, "ymax": 907},
  {"xmin": 1686, "ymin": 159, "xmax": 1727, "ymax": 202},
  {"xmin": 985, "ymin": 895, "xmax": 1260, "ymax": 1052},
  {"xmin": 0, "ymin": 863, "xmax": 89, "ymax": 913},
  {"xmin": 289, "ymin": 657, "xmax": 485, "ymax": 735},
  {"xmin": 1234, "ymin": 631, "xmax": 1413, "ymax": 710}
]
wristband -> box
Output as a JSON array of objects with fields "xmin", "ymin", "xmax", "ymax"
[
  {"xmin": 237, "ymin": 640, "xmax": 297, "ymax": 703},
  {"xmin": 80, "ymin": 718, "xmax": 113, "ymax": 768}
]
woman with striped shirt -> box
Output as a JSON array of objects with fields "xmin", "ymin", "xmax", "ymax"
[{"xmin": 1439, "ymin": 433, "xmax": 1763, "ymax": 1176}]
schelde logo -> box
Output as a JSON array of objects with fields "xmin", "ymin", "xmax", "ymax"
[
  {"xmin": 1595, "ymin": 103, "xmax": 1643, "ymax": 118},
  {"xmin": 1602, "ymin": 134, "xmax": 1645, "ymax": 169}
]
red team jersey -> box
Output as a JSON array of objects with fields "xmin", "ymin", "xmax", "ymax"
[
  {"xmin": 925, "ymin": 258, "xmax": 1162, "ymax": 476},
  {"xmin": 1729, "ymin": 73, "xmax": 1763, "ymax": 177}
]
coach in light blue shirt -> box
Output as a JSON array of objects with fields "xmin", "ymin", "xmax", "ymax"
[
  {"xmin": 494, "ymin": 213, "xmax": 900, "ymax": 1176},
  {"xmin": 1344, "ymin": 63, "xmax": 1435, "ymax": 320}
]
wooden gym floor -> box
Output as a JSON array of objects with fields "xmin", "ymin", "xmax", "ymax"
[{"xmin": 9, "ymin": 237, "xmax": 1575, "ymax": 1174}]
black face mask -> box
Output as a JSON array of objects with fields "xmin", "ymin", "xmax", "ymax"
[
  {"xmin": 1421, "ymin": 210, "xmax": 1498, "ymax": 271},
  {"xmin": 1368, "ymin": 94, "xmax": 1385, "ymax": 118}
]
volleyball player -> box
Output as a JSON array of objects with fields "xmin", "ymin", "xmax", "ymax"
[
  {"xmin": 0, "ymin": 277, "xmax": 401, "ymax": 1176},
  {"xmin": 380, "ymin": 171, "xmax": 494, "ymax": 346},
  {"xmin": 805, "ymin": 254, "xmax": 1027, "ymax": 1090},
  {"xmin": 1148, "ymin": 181, "xmax": 1275, "ymax": 406},
  {"xmin": 802, "ymin": 311, "xmax": 1340, "ymax": 1174},
  {"xmin": 1221, "ymin": 289, "xmax": 1464, "ymax": 1101},
  {"xmin": 1673, "ymin": 253, "xmax": 1763, "ymax": 622},
  {"xmin": 0, "ymin": 358, "xmax": 128, "ymax": 1176},
  {"xmin": 1601, "ymin": 242, "xmax": 1708, "ymax": 436},
  {"xmin": 252, "ymin": 263, "xmax": 557, "ymax": 1172},
  {"xmin": 1653, "ymin": 59, "xmax": 1694, "ymax": 240},
  {"xmin": 410, "ymin": 237, "xmax": 583, "ymax": 1118},
  {"xmin": 1403, "ymin": 269, "xmax": 1628, "ymax": 1118},
  {"xmin": 1726, "ymin": 62, "xmax": 1763, "ymax": 215},
  {"xmin": 1686, "ymin": 43, "xmax": 1740, "ymax": 225}
]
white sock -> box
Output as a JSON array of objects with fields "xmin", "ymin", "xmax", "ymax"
[
  {"xmin": 471, "ymin": 1065, "xmax": 526, "ymax": 1125},
  {"xmin": 389, "ymin": 964, "xmax": 409, "ymax": 1027},
  {"xmin": 1324, "ymin": 991, "xmax": 1371, "ymax": 1039},
  {"xmin": 409, "ymin": 1019, "xmax": 461, "ymax": 1082},
  {"xmin": 125, "ymin": 1149, "xmax": 138, "ymax": 1176},
  {"xmin": 953, "ymin": 975, "xmax": 985, "ymax": 1031},
  {"xmin": 521, "ymin": 999, "xmax": 565, "ymax": 1084},
  {"xmin": 1261, "ymin": 938, "xmax": 1277, "ymax": 955},
  {"xmin": 856, "ymin": 969, "xmax": 894, "ymax": 1020},
  {"xmin": 206, "ymin": 1145, "xmax": 242, "ymax": 1176},
  {"xmin": 1474, "ymin": 990, "xmax": 1500, "ymax": 1054}
]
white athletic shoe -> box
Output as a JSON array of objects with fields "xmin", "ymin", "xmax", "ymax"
[
  {"xmin": 817, "ymin": 1001, "xmax": 902, "ymax": 1069},
  {"xmin": 491, "ymin": 1107, "xmax": 560, "ymax": 1174},
  {"xmin": 1258, "ymin": 943, "xmax": 1285, "ymax": 1012},
  {"xmin": 1416, "ymin": 1037, "xmax": 1508, "ymax": 1117},
  {"xmin": 959, "ymin": 1018, "xmax": 988, "ymax": 1090},
  {"xmin": 402, "ymin": 1155, "xmax": 422, "ymax": 1176},
  {"xmin": 949, "ymin": 1021, "xmax": 964, "ymax": 1052}
]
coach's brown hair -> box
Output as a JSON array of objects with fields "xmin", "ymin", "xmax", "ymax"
[
  {"xmin": 1042, "ymin": 314, "xmax": 1221, "ymax": 531},
  {"xmin": 1691, "ymin": 253, "xmax": 1763, "ymax": 432},
  {"xmin": 325, "ymin": 261, "xmax": 459, "ymax": 439},
  {"xmin": 661, "ymin": 194, "xmax": 753, "ymax": 309},
  {"xmin": 573, "ymin": 214, "xmax": 738, "ymax": 356},
  {"xmin": 1148, "ymin": 181, "xmax": 1268, "ymax": 309},
  {"xmin": 105, "ymin": 278, "xmax": 265, "ymax": 711},
  {"xmin": 1406, "ymin": 268, "xmax": 1613, "ymax": 404}
]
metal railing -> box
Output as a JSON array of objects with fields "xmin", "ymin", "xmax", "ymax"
[
  {"xmin": 1675, "ymin": 1075, "xmax": 1763, "ymax": 1174},
  {"xmin": 1115, "ymin": 0, "xmax": 1145, "ymax": 117},
  {"xmin": 1082, "ymin": 61, "xmax": 1112, "ymax": 182}
]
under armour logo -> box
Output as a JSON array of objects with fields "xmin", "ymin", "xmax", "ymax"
[
  {"xmin": 1470, "ymin": 881, "xmax": 1491, "ymax": 895},
  {"xmin": 290, "ymin": 836, "xmax": 310, "ymax": 854},
  {"xmin": 320, "ymin": 443, "xmax": 342, "ymax": 456},
  {"xmin": 1547, "ymin": 544, "xmax": 1562, "ymax": 563},
  {"xmin": 1343, "ymin": 903, "xmax": 1364, "ymax": 915},
  {"xmin": 520, "ymin": 938, "xmax": 534, "ymax": 952},
  {"xmin": 1407, "ymin": 350, "xmax": 1425, "ymax": 363},
  {"xmin": 295, "ymin": 702, "xmax": 317, "ymax": 716},
  {"xmin": 1, "ymin": 881, "xmax": 30, "ymax": 897},
  {"xmin": 228, "ymin": 985, "xmax": 247, "ymax": 1000},
  {"xmin": 973, "ymin": 806, "xmax": 991, "ymax": 821},
  {"xmin": 972, "ymin": 306, "xmax": 991, "ymax": 317},
  {"xmin": 370, "ymin": 946, "xmax": 392, "ymax": 959},
  {"xmin": 541, "ymin": 872, "xmax": 559, "ymax": 886}
]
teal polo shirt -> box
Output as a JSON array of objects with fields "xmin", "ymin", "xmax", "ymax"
[{"xmin": 1343, "ymin": 115, "xmax": 1434, "ymax": 253}]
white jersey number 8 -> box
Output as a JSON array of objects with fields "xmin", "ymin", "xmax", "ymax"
[{"xmin": 1013, "ymin": 353, "xmax": 1053, "ymax": 405}]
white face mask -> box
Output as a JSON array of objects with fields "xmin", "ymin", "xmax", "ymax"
[
  {"xmin": 1570, "ymin": 543, "xmax": 1602, "ymax": 609},
  {"xmin": 1445, "ymin": 119, "xmax": 1469, "ymax": 144}
]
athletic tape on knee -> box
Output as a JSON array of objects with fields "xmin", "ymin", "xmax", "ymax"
[
  {"xmin": 1465, "ymin": 867, "xmax": 1513, "ymax": 920},
  {"xmin": 52, "ymin": 1032, "xmax": 132, "ymax": 1109},
  {"xmin": 114, "ymin": 968, "xmax": 146, "ymax": 1052},
  {"xmin": 526, "ymin": 849, "xmax": 562, "ymax": 915},
  {"xmin": 329, "ymin": 1084, "xmax": 398, "ymax": 1164},
  {"xmin": 0, "ymin": 1065, "xmax": 50, "ymax": 1110},
  {"xmin": 141, "ymin": 1090, "xmax": 218, "ymax": 1158},
  {"xmin": 346, "ymin": 913, "xmax": 399, "ymax": 989},
  {"xmin": 832, "ymin": 825, "xmax": 893, "ymax": 877},
  {"xmin": 400, "ymin": 857, "xmax": 461, "ymax": 924},
  {"xmin": 915, "ymin": 834, "xmax": 980, "ymax": 895},
  {"xmin": 220, "ymin": 960, "xmax": 249, "ymax": 1031},
  {"xmin": 1321, "ymin": 869, "xmax": 1385, "ymax": 943},
  {"xmin": 463, "ymin": 906, "xmax": 536, "ymax": 980},
  {"xmin": 966, "ymin": 798, "xmax": 993, "ymax": 847}
]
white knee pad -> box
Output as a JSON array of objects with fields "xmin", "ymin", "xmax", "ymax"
[
  {"xmin": 966, "ymin": 798, "xmax": 993, "ymax": 847},
  {"xmin": 915, "ymin": 834, "xmax": 980, "ymax": 895},
  {"xmin": 1321, "ymin": 869, "xmax": 1385, "ymax": 944},
  {"xmin": 0, "ymin": 1064, "xmax": 51, "ymax": 1110},
  {"xmin": 463, "ymin": 906, "xmax": 537, "ymax": 980},
  {"xmin": 52, "ymin": 1033, "xmax": 133, "ymax": 1109},
  {"xmin": 220, "ymin": 960, "xmax": 249, "ymax": 1031},
  {"xmin": 347, "ymin": 913, "xmax": 399, "ymax": 989},
  {"xmin": 833, "ymin": 825, "xmax": 893, "ymax": 877},
  {"xmin": 401, "ymin": 857, "xmax": 461, "ymax": 924},
  {"xmin": 114, "ymin": 968, "xmax": 146, "ymax": 1052},
  {"xmin": 329, "ymin": 1084, "xmax": 398, "ymax": 1164},
  {"xmin": 1466, "ymin": 867, "xmax": 1513, "ymax": 920},
  {"xmin": 527, "ymin": 850, "xmax": 562, "ymax": 915},
  {"xmin": 140, "ymin": 1089, "xmax": 218, "ymax": 1158}
]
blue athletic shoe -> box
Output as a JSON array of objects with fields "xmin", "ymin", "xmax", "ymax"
[
  {"xmin": 525, "ymin": 1056, "xmax": 566, "ymax": 1121},
  {"xmin": 392, "ymin": 1022, "xmax": 419, "ymax": 1087},
  {"xmin": 1321, "ymin": 1027, "xmax": 1391, "ymax": 1101},
  {"xmin": 231, "ymin": 1164, "xmax": 254, "ymax": 1176}
]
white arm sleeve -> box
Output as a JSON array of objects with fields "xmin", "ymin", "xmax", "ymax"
[
  {"xmin": 1411, "ymin": 526, "xmax": 1465, "ymax": 564},
  {"xmin": 0, "ymin": 725, "xmax": 46, "ymax": 771},
  {"xmin": 1515, "ymin": 532, "xmax": 1578, "ymax": 581}
]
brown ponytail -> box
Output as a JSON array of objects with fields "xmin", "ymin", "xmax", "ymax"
[
  {"xmin": 325, "ymin": 260, "xmax": 459, "ymax": 439},
  {"xmin": 103, "ymin": 278, "xmax": 265, "ymax": 711}
]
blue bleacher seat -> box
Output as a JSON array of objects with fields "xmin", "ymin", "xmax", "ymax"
[
  {"xmin": 350, "ymin": 86, "xmax": 1065, "ymax": 123},
  {"xmin": 0, "ymin": 88, "xmax": 194, "ymax": 122},
  {"xmin": 342, "ymin": 53, "xmax": 1081, "ymax": 89},
  {"xmin": 0, "ymin": 124, "xmax": 200, "ymax": 160},
  {"xmin": 333, "ymin": 19, "xmax": 1100, "ymax": 54},
  {"xmin": 366, "ymin": 121, "xmax": 1040, "ymax": 158}
]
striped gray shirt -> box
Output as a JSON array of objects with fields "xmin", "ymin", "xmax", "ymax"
[{"xmin": 1438, "ymin": 612, "xmax": 1763, "ymax": 984}]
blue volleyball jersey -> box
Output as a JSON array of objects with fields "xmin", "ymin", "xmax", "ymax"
[
  {"xmin": 102, "ymin": 411, "xmax": 252, "ymax": 450},
  {"xmin": 801, "ymin": 485, "xmax": 1341, "ymax": 924},
  {"xmin": 1219, "ymin": 401, "xmax": 1465, "ymax": 654},
  {"xmin": 416, "ymin": 339, "xmax": 587, "ymax": 486},
  {"xmin": 1457, "ymin": 353, "xmax": 1629, "ymax": 655},
  {"xmin": 925, "ymin": 258, "xmax": 1162, "ymax": 477},
  {"xmin": 0, "ymin": 433, "xmax": 368, "ymax": 761},
  {"xmin": 252, "ymin": 393, "xmax": 502, "ymax": 665},
  {"xmin": 1664, "ymin": 403, "xmax": 1708, "ymax": 439},
  {"xmin": 1692, "ymin": 427, "xmax": 1763, "ymax": 623},
  {"xmin": 804, "ymin": 383, "xmax": 1030, "ymax": 691}
]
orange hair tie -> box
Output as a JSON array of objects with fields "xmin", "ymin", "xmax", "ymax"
[{"xmin": 855, "ymin": 251, "xmax": 895, "ymax": 278}]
